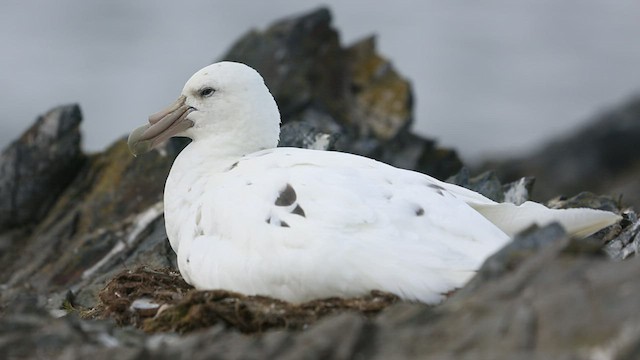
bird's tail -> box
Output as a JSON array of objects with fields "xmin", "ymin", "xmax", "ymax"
[{"xmin": 470, "ymin": 201, "xmax": 621, "ymax": 238}]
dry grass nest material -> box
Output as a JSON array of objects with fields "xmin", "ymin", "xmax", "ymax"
[{"xmin": 91, "ymin": 267, "xmax": 399, "ymax": 334}]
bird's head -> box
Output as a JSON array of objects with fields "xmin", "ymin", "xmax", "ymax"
[{"xmin": 128, "ymin": 61, "xmax": 281, "ymax": 156}]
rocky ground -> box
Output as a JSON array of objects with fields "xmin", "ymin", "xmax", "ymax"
[
  {"xmin": 1, "ymin": 7, "xmax": 639, "ymax": 360},
  {"xmin": 483, "ymin": 95, "xmax": 640, "ymax": 210}
]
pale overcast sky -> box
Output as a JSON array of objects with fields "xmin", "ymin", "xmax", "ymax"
[{"xmin": 1, "ymin": 0, "xmax": 639, "ymax": 162}]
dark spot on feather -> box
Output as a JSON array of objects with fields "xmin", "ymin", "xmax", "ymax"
[
  {"xmin": 291, "ymin": 204, "xmax": 306, "ymax": 217},
  {"xmin": 255, "ymin": 149, "xmax": 273, "ymax": 156},
  {"xmin": 441, "ymin": 288, "xmax": 458, "ymax": 298},
  {"xmin": 275, "ymin": 184, "xmax": 297, "ymax": 206},
  {"xmin": 415, "ymin": 207, "xmax": 425, "ymax": 216},
  {"xmin": 427, "ymin": 183, "xmax": 445, "ymax": 196},
  {"xmin": 385, "ymin": 178, "xmax": 393, "ymax": 185},
  {"xmin": 226, "ymin": 161, "xmax": 239, "ymax": 171},
  {"xmin": 266, "ymin": 216, "xmax": 289, "ymax": 227},
  {"xmin": 186, "ymin": 258, "xmax": 190, "ymax": 264},
  {"xmin": 195, "ymin": 208, "xmax": 202, "ymax": 226},
  {"xmin": 246, "ymin": 181, "xmax": 253, "ymax": 186}
]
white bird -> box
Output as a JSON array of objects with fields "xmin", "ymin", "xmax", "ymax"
[{"xmin": 128, "ymin": 61, "xmax": 620, "ymax": 304}]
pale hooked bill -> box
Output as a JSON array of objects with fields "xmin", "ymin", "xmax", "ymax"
[{"xmin": 128, "ymin": 61, "xmax": 621, "ymax": 304}]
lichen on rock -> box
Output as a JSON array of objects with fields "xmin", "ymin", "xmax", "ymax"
[{"xmin": 346, "ymin": 36, "xmax": 412, "ymax": 141}]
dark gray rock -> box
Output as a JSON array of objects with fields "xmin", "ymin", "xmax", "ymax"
[
  {"xmin": 486, "ymin": 95, "xmax": 640, "ymax": 209},
  {"xmin": 0, "ymin": 310, "xmax": 144, "ymax": 360},
  {"xmin": 0, "ymin": 135, "xmax": 178, "ymax": 312},
  {"xmin": 279, "ymin": 121, "xmax": 339, "ymax": 150},
  {"xmin": 448, "ymin": 168, "xmax": 506, "ymax": 202},
  {"xmin": 603, "ymin": 210, "xmax": 640, "ymax": 260},
  {"xmin": 223, "ymin": 8, "xmax": 345, "ymax": 124},
  {"xmin": 409, "ymin": 223, "xmax": 640, "ymax": 359},
  {"xmin": 447, "ymin": 167, "xmax": 534, "ymax": 204},
  {"xmin": 547, "ymin": 191, "xmax": 622, "ymax": 213},
  {"xmin": 223, "ymin": 7, "xmax": 462, "ymax": 180},
  {"xmin": 0, "ymin": 104, "xmax": 85, "ymax": 231},
  {"xmin": 456, "ymin": 223, "xmax": 567, "ymax": 295}
]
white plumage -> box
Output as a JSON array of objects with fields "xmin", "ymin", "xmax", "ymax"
[{"xmin": 128, "ymin": 61, "xmax": 621, "ymax": 304}]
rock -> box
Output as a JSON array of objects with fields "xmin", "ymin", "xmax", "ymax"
[
  {"xmin": 223, "ymin": 8, "xmax": 346, "ymax": 124},
  {"xmin": 279, "ymin": 121, "xmax": 339, "ymax": 150},
  {"xmin": 447, "ymin": 168, "xmax": 506, "ymax": 202},
  {"xmin": 447, "ymin": 167, "xmax": 534, "ymax": 204},
  {"xmin": 0, "ymin": 309, "xmax": 144, "ymax": 359},
  {"xmin": 547, "ymin": 191, "xmax": 621, "ymax": 213},
  {"xmin": 222, "ymin": 7, "xmax": 461, "ymax": 180},
  {"xmin": 603, "ymin": 210, "xmax": 640, "ymax": 260},
  {"xmin": 455, "ymin": 223, "xmax": 567, "ymax": 296},
  {"xmin": 0, "ymin": 104, "xmax": 85, "ymax": 231},
  {"xmin": 345, "ymin": 36, "xmax": 412, "ymax": 141},
  {"xmin": 5, "ymin": 224, "xmax": 640, "ymax": 359},
  {"xmin": 0, "ymin": 135, "xmax": 181, "ymax": 311},
  {"xmin": 376, "ymin": 131, "xmax": 462, "ymax": 180},
  {"xmin": 502, "ymin": 177, "xmax": 536, "ymax": 205},
  {"xmin": 372, "ymin": 224, "xmax": 640, "ymax": 359},
  {"xmin": 486, "ymin": 95, "xmax": 640, "ymax": 208}
]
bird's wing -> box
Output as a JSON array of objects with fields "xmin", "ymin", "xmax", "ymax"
[
  {"xmin": 468, "ymin": 201, "xmax": 621, "ymax": 238},
  {"xmin": 429, "ymin": 175, "xmax": 621, "ymax": 238},
  {"xmin": 205, "ymin": 147, "xmax": 509, "ymax": 250},
  {"xmin": 184, "ymin": 147, "xmax": 510, "ymax": 302}
]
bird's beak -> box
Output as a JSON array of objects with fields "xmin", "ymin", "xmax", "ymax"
[{"xmin": 127, "ymin": 95, "xmax": 195, "ymax": 156}]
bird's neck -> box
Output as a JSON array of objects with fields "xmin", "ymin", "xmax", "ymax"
[
  {"xmin": 163, "ymin": 139, "xmax": 238, "ymax": 251},
  {"xmin": 164, "ymin": 136, "xmax": 275, "ymax": 209},
  {"xmin": 167, "ymin": 140, "xmax": 241, "ymax": 188},
  {"xmin": 184, "ymin": 133, "xmax": 276, "ymax": 163}
]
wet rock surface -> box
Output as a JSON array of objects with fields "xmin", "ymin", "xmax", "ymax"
[{"xmin": 1, "ymin": 7, "xmax": 639, "ymax": 360}]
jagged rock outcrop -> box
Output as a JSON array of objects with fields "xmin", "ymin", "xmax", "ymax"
[
  {"xmin": 223, "ymin": 7, "xmax": 461, "ymax": 179},
  {"xmin": 0, "ymin": 104, "xmax": 85, "ymax": 231},
  {"xmin": 0, "ymin": 134, "xmax": 181, "ymax": 310}
]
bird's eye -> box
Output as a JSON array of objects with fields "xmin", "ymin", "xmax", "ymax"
[{"xmin": 199, "ymin": 87, "xmax": 215, "ymax": 97}]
